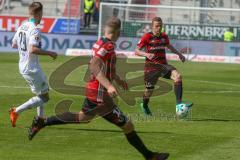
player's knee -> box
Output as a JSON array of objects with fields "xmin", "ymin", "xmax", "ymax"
[
  {"xmin": 171, "ymin": 71, "xmax": 182, "ymax": 82},
  {"xmin": 145, "ymin": 84, "xmax": 155, "ymax": 95},
  {"xmin": 122, "ymin": 120, "xmax": 134, "ymax": 134},
  {"xmin": 38, "ymin": 94, "xmax": 49, "ymax": 103},
  {"xmin": 146, "ymin": 86, "xmax": 154, "ymax": 90},
  {"xmin": 175, "ymin": 74, "xmax": 182, "ymax": 83}
]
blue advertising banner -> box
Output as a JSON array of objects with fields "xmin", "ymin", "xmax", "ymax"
[
  {"xmin": 51, "ymin": 18, "xmax": 80, "ymax": 34},
  {"xmin": 1, "ymin": 31, "xmax": 239, "ymax": 56}
]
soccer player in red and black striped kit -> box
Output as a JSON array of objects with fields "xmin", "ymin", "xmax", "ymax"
[
  {"xmin": 28, "ymin": 17, "xmax": 169, "ymax": 160},
  {"xmin": 135, "ymin": 17, "xmax": 193, "ymax": 115}
]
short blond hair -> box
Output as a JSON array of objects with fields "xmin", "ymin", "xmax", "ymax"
[
  {"xmin": 29, "ymin": 2, "xmax": 43, "ymax": 16},
  {"xmin": 152, "ymin": 17, "xmax": 162, "ymax": 25},
  {"xmin": 105, "ymin": 17, "xmax": 121, "ymax": 31}
]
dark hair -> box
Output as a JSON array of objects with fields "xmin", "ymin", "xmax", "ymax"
[
  {"xmin": 29, "ymin": 2, "xmax": 43, "ymax": 15},
  {"xmin": 105, "ymin": 16, "xmax": 121, "ymax": 30},
  {"xmin": 152, "ymin": 17, "xmax": 162, "ymax": 25}
]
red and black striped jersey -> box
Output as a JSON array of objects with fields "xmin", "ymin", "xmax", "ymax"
[
  {"xmin": 86, "ymin": 37, "xmax": 116, "ymax": 103},
  {"xmin": 137, "ymin": 32, "xmax": 170, "ymax": 64}
]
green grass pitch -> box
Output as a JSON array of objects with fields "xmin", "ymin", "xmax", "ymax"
[{"xmin": 0, "ymin": 53, "xmax": 240, "ymax": 160}]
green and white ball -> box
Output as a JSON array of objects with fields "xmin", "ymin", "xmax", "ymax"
[{"xmin": 176, "ymin": 103, "xmax": 190, "ymax": 118}]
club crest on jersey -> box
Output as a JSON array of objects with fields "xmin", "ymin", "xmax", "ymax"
[
  {"xmin": 105, "ymin": 43, "xmax": 114, "ymax": 50},
  {"xmin": 35, "ymin": 36, "xmax": 40, "ymax": 41}
]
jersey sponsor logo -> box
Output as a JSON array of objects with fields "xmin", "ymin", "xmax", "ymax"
[
  {"xmin": 20, "ymin": 24, "xmax": 29, "ymax": 31},
  {"xmin": 150, "ymin": 39, "xmax": 161, "ymax": 43},
  {"xmin": 150, "ymin": 38, "xmax": 166, "ymax": 44},
  {"xmin": 149, "ymin": 46, "xmax": 165, "ymax": 51}
]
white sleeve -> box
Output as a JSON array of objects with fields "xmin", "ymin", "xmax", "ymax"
[{"xmin": 29, "ymin": 28, "xmax": 41, "ymax": 48}]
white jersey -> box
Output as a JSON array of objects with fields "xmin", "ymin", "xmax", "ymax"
[{"xmin": 12, "ymin": 21, "xmax": 42, "ymax": 74}]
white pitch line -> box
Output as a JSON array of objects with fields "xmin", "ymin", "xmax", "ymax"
[
  {"xmin": 185, "ymin": 90, "xmax": 240, "ymax": 93},
  {"xmin": 2, "ymin": 79, "xmax": 239, "ymax": 89},
  {"xmin": 187, "ymin": 79, "xmax": 240, "ymax": 88},
  {"xmin": 0, "ymin": 85, "xmax": 29, "ymax": 89},
  {"xmin": 2, "ymin": 80, "xmax": 240, "ymax": 89},
  {"xmin": 0, "ymin": 85, "xmax": 239, "ymax": 94},
  {"xmin": 1, "ymin": 79, "xmax": 240, "ymax": 94},
  {"xmin": 0, "ymin": 85, "xmax": 54, "ymax": 90}
]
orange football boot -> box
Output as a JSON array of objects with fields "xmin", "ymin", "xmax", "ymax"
[{"xmin": 9, "ymin": 107, "xmax": 19, "ymax": 127}]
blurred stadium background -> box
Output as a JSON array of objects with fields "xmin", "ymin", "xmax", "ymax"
[{"xmin": 0, "ymin": 1, "xmax": 240, "ymax": 160}]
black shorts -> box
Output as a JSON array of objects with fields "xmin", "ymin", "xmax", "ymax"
[
  {"xmin": 81, "ymin": 98, "xmax": 128, "ymax": 127},
  {"xmin": 144, "ymin": 63, "xmax": 176, "ymax": 88}
]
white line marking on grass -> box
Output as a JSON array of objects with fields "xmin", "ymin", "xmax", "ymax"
[
  {"xmin": 187, "ymin": 80, "xmax": 240, "ymax": 88},
  {"xmin": 185, "ymin": 91, "xmax": 240, "ymax": 94},
  {"xmin": 0, "ymin": 85, "xmax": 53, "ymax": 90},
  {"xmin": 1, "ymin": 83, "xmax": 240, "ymax": 94},
  {"xmin": 0, "ymin": 85, "xmax": 29, "ymax": 89},
  {"xmin": 2, "ymin": 79, "xmax": 240, "ymax": 89}
]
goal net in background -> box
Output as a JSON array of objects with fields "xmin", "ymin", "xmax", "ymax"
[{"xmin": 98, "ymin": 3, "xmax": 240, "ymax": 62}]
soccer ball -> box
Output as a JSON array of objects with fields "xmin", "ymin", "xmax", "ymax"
[{"xmin": 176, "ymin": 103, "xmax": 190, "ymax": 118}]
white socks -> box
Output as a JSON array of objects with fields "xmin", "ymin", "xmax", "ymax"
[
  {"xmin": 16, "ymin": 96, "xmax": 45, "ymax": 114},
  {"xmin": 37, "ymin": 106, "xmax": 44, "ymax": 117}
]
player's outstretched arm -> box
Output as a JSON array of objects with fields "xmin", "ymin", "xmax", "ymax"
[
  {"xmin": 29, "ymin": 45, "xmax": 58, "ymax": 60},
  {"xmin": 12, "ymin": 32, "xmax": 18, "ymax": 48},
  {"xmin": 90, "ymin": 56, "xmax": 118, "ymax": 97},
  {"xmin": 167, "ymin": 44, "xmax": 185, "ymax": 62},
  {"xmin": 135, "ymin": 47, "xmax": 154, "ymax": 60}
]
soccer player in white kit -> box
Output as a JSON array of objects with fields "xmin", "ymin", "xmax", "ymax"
[{"xmin": 9, "ymin": 2, "xmax": 57, "ymax": 127}]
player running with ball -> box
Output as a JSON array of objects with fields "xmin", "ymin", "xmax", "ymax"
[{"xmin": 135, "ymin": 17, "xmax": 193, "ymax": 116}]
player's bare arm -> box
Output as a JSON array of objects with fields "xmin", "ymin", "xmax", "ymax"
[
  {"xmin": 90, "ymin": 56, "xmax": 118, "ymax": 97},
  {"xmin": 12, "ymin": 43, "xmax": 18, "ymax": 49},
  {"xmin": 12, "ymin": 34, "xmax": 18, "ymax": 48},
  {"xmin": 167, "ymin": 44, "xmax": 185, "ymax": 62},
  {"xmin": 29, "ymin": 45, "xmax": 58, "ymax": 60},
  {"xmin": 135, "ymin": 47, "xmax": 154, "ymax": 60}
]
